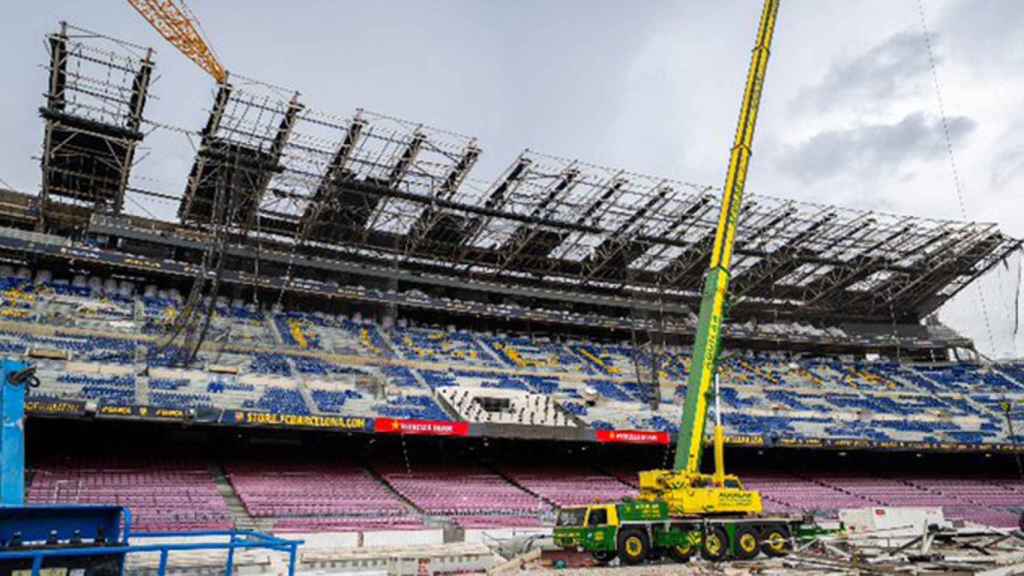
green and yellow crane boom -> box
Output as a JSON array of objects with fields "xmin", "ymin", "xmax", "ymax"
[
  {"xmin": 545, "ymin": 0, "xmax": 832, "ymax": 563},
  {"xmin": 638, "ymin": 0, "xmax": 779, "ymax": 516}
]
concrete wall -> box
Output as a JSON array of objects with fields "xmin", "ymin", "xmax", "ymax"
[
  {"xmin": 277, "ymin": 529, "xmax": 445, "ymax": 550},
  {"xmin": 281, "ymin": 531, "xmax": 360, "ymax": 549},
  {"xmin": 362, "ymin": 529, "xmax": 443, "ymax": 548},
  {"xmin": 463, "ymin": 527, "xmax": 551, "ymax": 544}
]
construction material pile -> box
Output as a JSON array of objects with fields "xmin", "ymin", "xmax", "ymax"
[{"xmin": 522, "ymin": 523, "xmax": 1024, "ymax": 575}]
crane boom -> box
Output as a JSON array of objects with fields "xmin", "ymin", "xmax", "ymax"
[
  {"xmin": 674, "ymin": 0, "xmax": 779, "ymax": 474},
  {"xmin": 127, "ymin": 0, "xmax": 226, "ymax": 83}
]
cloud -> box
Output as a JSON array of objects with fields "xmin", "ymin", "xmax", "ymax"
[
  {"xmin": 940, "ymin": 0, "xmax": 1024, "ymax": 71},
  {"xmin": 791, "ymin": 31, "xmax": 935, "ymax": 114},
  {"xmin": 776, "ymin": 112, "xmax": 976, "ymax": 184},
  {"xmin": 992, "ymin": 146, "xmax": 1024, "ymax": 191},
  {"xmin": 987, "ymin": 119, "xmax": 1024, "ymax": 192}
]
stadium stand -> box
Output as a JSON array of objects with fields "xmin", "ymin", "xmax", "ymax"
[
  {"xmin": 742, "ymin": 473, "xmax": 874, "ymax": 515},
  {"xmin": 479, "ymin": 335, "xmax": 592, "ymax": 373},
  {"xmin": 376, "ymin": 464, "xmax": 544, "ymax": 517},
  {"xmin": 374, "ymin": 393, "xmax": 451, "ymax": 421},
  {"xmin": 2, "ymin": 268, "xmax": 1023, "ymax": 452},
  {"xmin": 392, "ymin": 325, "xmax": 503, "ymax": 368},
  {"xmin": 500, "ymin": 466, "xmax": 637, "ymax": 507},
  {"xmin": 24, "ymin": 438, "xmax": 1024, "ymax": 533},
  {"xmin": 28, "ymin": 455, "xmax": 232, "ymax": 532},
  {"xmin": 225, "ymin": 459, "xmax": 420, "ymax": 532},
  {"xmin": 898, "ymin": 476, "xmax": 1024, "ymax": 528}
]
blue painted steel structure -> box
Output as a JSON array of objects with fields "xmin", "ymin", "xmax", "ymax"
[
  {"xmin": 0, "ymin": 505, "xmax": 130, "ymax": 574},
  {"xmin": 132, "ymin": 530, "xmax": 303, "ymax": 576},
  {"xmin": 0, "ymin": 359, "xmax": 37, "ymax": 506},
  {"xmin": 0, "ymin": 505, "xmax": 129, "ymax": 544},
  {"xmin": 0, "ymin": 505, "xmax": 302, "ymax": 576},
  {"xmin": 0, "ymin": 528, "xmax": 303, "ymax": 576}
]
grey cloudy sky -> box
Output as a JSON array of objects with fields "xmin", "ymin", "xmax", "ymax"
[{"xmin": 1, "ymin": 1, "xmax": 1022, "ymax": 357}]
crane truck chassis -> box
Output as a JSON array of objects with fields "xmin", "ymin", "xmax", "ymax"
[{"xmin": 552, "ymin": 500, "xmax": 802, "ymax": 564}]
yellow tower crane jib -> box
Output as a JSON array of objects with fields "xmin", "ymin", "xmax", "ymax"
[{"xmin": 126, "ymin": 0, "xmax": 227, "ymax": 84}]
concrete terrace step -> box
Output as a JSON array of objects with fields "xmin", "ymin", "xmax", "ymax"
[
  {"xmin": 431, "ymin": 388, "xmax": 463, "ymax": 421},
  {"xmin": 265, "ymin": 315, "xmax": 284, "ymax": 346},
  {"xmin": 488, "ymin": 465, "xmax": 556, "ymax": 509},
  {"xmin": 362, "ymin": 459, "xmax": 425, "ymax": 518},
  {"xmin": 136, "ymin": 377, "xmax": 150, "ymax": 405},
  {"xmin": 376, "ymin": 329, "xmax": 402, "ymax": 359},
  {"xmin": 295, "ymin": 378, "xmax": 319, "ymax": 415},
  {"xmin": 208, "ymin": 461, "xmax": 270, "ymax": 532},
  {"xmin": 409, "ymin": 367, "xmax": 431, "ymax": 390},
  {"xmin": 472, "ymin": 334, "xmax": 509, "ymax": 367}
]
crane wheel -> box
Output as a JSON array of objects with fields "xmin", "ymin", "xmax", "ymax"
[
  {"xmin": 760, "ymin": 525, "xmax": 792, "ymax": 557},
  {"xmin": 701, "ymin": 526, "xmax": 729, "ymax": 562},
  {"xmin": 616, "ymin": 528, "xmax": 650, "ymax": 565},
  {"xmin": 591, "ymin": 551, "xmax": 616, "ymax": 565},
  {"xmin": 734, "ymin": 526, "xmax": 760, "ymax": 560}
]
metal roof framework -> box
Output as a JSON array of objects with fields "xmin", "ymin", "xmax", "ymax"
[
  {"xmin": 35, "ymin": 25, "xmax": 1023, "ymax": 325},
  {"xmin": 38, "ymin": 23, "xmax": 155, "ymax": 228},
  {"xmin": 198, "ymin": 95, "xmax": 1016, "ymax": 322}
]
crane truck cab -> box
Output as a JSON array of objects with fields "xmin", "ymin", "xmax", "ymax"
[{"xmin": 553, "ymin": 500, "xmax": 700, "ymax": 565}]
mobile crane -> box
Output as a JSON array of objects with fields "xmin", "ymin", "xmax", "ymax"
[{"xmin": 552, "ymin": 0, "xmax": 808, "ymax": 564}]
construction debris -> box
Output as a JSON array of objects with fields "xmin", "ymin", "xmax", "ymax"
[{"xmin": 521, "ymin": 527, "xmax": 1024, "ymax": 575}]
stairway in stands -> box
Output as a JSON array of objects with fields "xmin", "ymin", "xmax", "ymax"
[
  {"xmin": 363, "ymin": 459, "xmax": 424, "ymax": 516},
  {"xmin": 472, "ymin": 334, "xmax": 508, "ymax": 367},
  {"xmin": 292, "ymin": 371, "xmax": 319, "ymax": 414},
  {"xmin": 208, "ymin": 461, "xmax": 273, "ymax": 532},
  {"xmin": 136, "ymin": 377, "xmax": 150, "ymax": 405},
  {"xmin": 265, "ymin": 315, "xmax": 285, "ymax": 346},
  {"xmin": 431, "ymin": 389, "xmax": 463, "ymax": 421},
  {"xmin": 376, "ymin": 328, "xmax": 403, "ymax": 359},
  {"xmin": 490, "ymin": 468, "xmax": 547, "ymax": 508},
  {"xmin": 410, "ymin": 368, "xmax": 431, "ymax": 389}
]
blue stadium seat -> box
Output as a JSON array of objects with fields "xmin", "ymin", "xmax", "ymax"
[{"xmin": 311, "ymin": 389, "xmax": 363, "ymax": 413}]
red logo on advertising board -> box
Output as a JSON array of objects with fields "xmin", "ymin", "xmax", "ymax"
[
  {"xmin": 596, "ymin": 430, "xmax": 671, "ymax": 445},
  {"xmin": 374, "ymin": 418, "xmax": 470, "ymax": 437}
]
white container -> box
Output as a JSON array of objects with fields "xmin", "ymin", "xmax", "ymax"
[{"xmin": 840, "ymin": 506, "xmax": 947, "ymax": 542}]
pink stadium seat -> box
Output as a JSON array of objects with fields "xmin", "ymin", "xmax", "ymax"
[
  {"xmin": 374, "ymin": 462, "xmax": 546, "ymax": 523},
  {"xmin": 225, "ymin": 459, "xmax": 425, "ymax": 532},
  {"xmin": 28, "ymin": 456, "xmax": 232, "ymax": 533},
  {"xmin": 500, "ymin": 466, "xmax": 636, "ymax": 507}
]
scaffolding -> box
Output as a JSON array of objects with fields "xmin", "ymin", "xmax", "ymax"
[{"xmin": 38, "ymin": 23, "xmax": 155, "ymax": 229}]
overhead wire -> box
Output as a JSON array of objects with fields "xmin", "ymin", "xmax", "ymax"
[
  {"xmin": 1015, "ymin": 251, "xmax": 1022, "ymax": 345},
  {"xmin": 916, "ymin": 0, "xmax": 997, "ymax": 356}
]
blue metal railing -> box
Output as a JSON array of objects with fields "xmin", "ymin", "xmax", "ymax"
[{"xmin": 0, "ymin": 529, "xmax": 303, "ymax": 576}]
